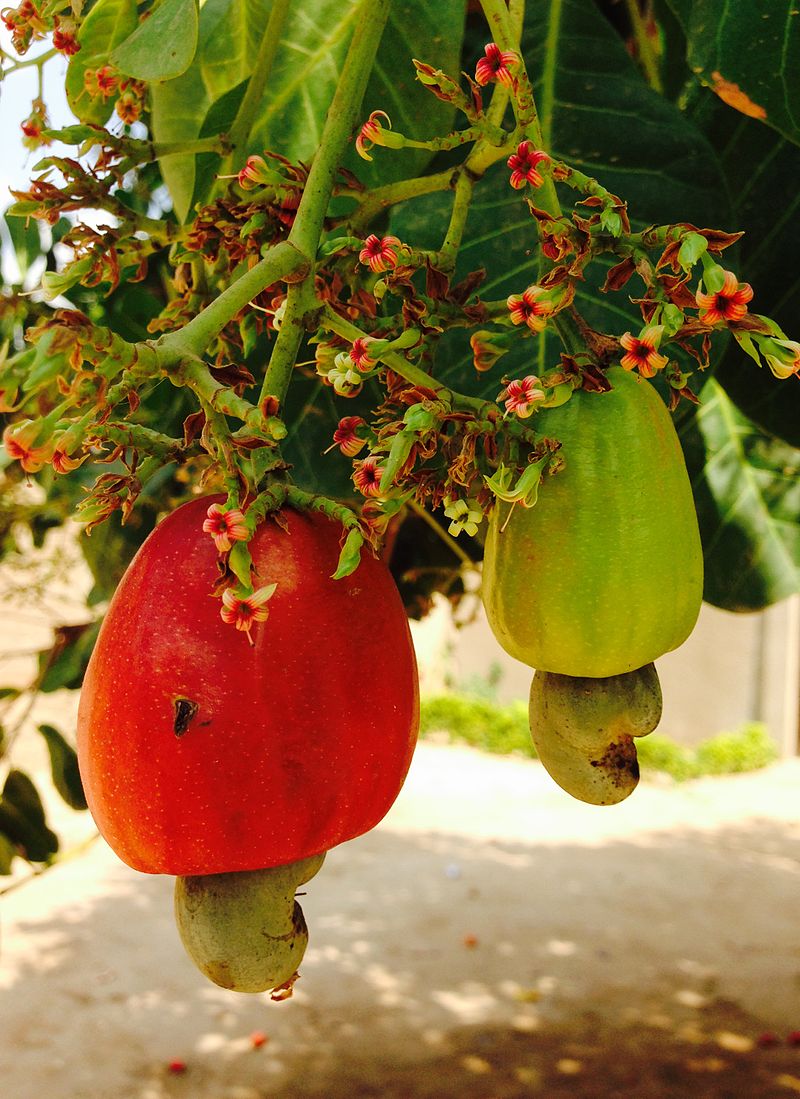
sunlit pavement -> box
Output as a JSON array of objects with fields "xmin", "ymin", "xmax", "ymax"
[{"xmin": 2, "ymin": 742, "xmax": 800, "ymax": 1099}]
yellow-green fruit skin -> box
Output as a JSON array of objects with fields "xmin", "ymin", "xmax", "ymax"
[
  {"xmin": 482, "ymin": 368, "xmax": 703, "ymax": 677},
  {"xmin": 529, "ymin": 663, "xmax": 662, "ymax": 805}
]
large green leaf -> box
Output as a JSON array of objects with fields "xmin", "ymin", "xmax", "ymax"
[
  {"xmin": 66, "ymin": 0, "xmax": 138, "ymax": 125},
  {"xmin": 680, "ymin": 378, "xmax": 800, "ymax": 610},
  {"xmin": 665, "ymin": 0, "xmax": 800, "ymax": 145},
  {"xmin": 392, "ymin": 0, "xmax": 727, "ymax": 399},
  {"xmin": 151, "ymin": 0, "xmax": 466, "ymax": 220},
  {"xmin": 687, "ymin": 95, "xmax": 800, "ymax": 446},
  {"xmin": 337, "ymin": 0, "xmax": 468, "ymax": 189},
  {"xmin": 111, "ymin": 0, "xmax": 199, "ymax": 81},
  {"xmin": 150, "ymin": 0, "xmax": 266, "ymax": 218}
]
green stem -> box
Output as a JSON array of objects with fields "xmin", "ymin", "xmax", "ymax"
[
  {"xmin": 348, "ymin": 168, "xmax": 458, "ymax": 232},
  {"xmin": 155, "ymin": 240, "xmax": 309, "ymax": 365},
  {"xmin": 478, "ymin": 0, "xmax": 561, "ymax": 220},
  {"xmin": 260, "ymin": 282, "xmax": 310, "ymax": 406},
  {"xmin": 97, "ymin": 422, "xmax": 186, "ymax": 455},
  {"xmin": 321, "ymin": 306, "xmax": 487, "ymax": 414},
  {"xmin": 225, "ymin": 0, "xmax": 293, "ymax": 169},
  {"xmin": 286, "ymin": 486, "xmax": 362, "ymax": 529},
  {"xmin": 285, "ymin": 0, "xmax": 392, "ymax": 261},
  {"xmin": 174, "ymin": 360, "xmax": 257, "ymax": 415},
  {"xmin": 2, "ymin": 46, "xmax": 57, "ymax": 72},
  {"xmin": 479, "ymin": 0, "xmax": 514, "ymax": 44},
  {"xmin": 624, "ymin": 0, "xmax": 663, "ymax": 93}
]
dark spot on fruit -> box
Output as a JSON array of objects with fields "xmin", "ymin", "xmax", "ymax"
[
  {"xmin": 173, "ymin": 697, "xmax": 200, "ymax": 737},
  {"xmin": 591, "ymin": 739, "xmax": 639, "ymax": 785}
]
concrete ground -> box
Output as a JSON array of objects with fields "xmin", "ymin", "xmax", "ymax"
[{"xmin": 2, "ymin": 742, "xmax": 800, "ymax": 1099}]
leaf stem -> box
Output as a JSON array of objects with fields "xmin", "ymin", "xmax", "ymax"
[
  {"xmin": 623, "ymin": 0, "xmax": 663, "ymax": 93},
  {"xmin": 347, "ymin": 168, "xmax": 458, "ymax": 232},
  {"xmin": 258, "ymin": 0, "xmax": 393, "ymax": 408},
  {"xmin": 225, "ymin": 0, "xmax": 294, "ymax": 169},
  {"xmin": 321, "ymin": 306, "xmax": 488, "ymax": 415}
]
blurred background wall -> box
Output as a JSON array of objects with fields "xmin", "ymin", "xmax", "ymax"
[{"xmin": 410, "ymin": 591, "xmax": 800, "ymax": 756}]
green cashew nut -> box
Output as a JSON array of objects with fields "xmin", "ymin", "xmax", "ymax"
[
  {"xmin": 174, "ymin": 852, "xmax": 326, "ymax": 993},
  {"xmin": 528, "ymin": 664, "xmax": 662, "ymax": 805}
]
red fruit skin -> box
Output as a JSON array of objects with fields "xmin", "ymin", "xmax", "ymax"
[{"xmin": 77, "ymin": 498, "xmax": 419, "ymax": 876}]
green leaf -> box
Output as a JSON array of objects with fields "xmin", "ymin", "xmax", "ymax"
[
  {"xmin": 3, "ymin": 214, "xmax": 41, "ymax": 281},
  {"xmin": 111, "ymin": 0, "xmax": 199, "ymax": 81},
  {"xmin": 66, "ymin": 0, "xmax": 139, "ymax": 125},
  {"xmin": 151, "ymin": 0, "xmax": 466, "ymax": 220},
  {"xmin": 37, "ymin": 724, "xmax": 88, "ymax": 811},
  {"xmin": 679, "ymin": 379, "xmax": 800, "ymax": 610},
  {"xmin": 392, "ymin": 0, "xmax": 727, "ymax": 399},
  {"xmin": 340, "ymin": 0, "xmax": 467, "ymax": 189},
  {"xmin": 150, "ymin": 0, "xmax": 272, "ymax": 219},
  {"xmin": 228, "ymin": 540, "xmax": 254, "ymax": 587},
  {"xmin": 0, "ymin": 831, "xmax": 16, "ymax": 875},
  {"xmin": 0, "ymin": 769, "xmax": 59, "ymax": 863},
  {"xmin": 332, "ymin": 527, "xmax": 364, "ymax": 579},
  {"xmin": 689, "ymin": 97, "xmax": 800, "ymax": 446},
  {"xmin": 379, "ymin": 430, "xmax": 415, "ymax": 493},
  {"xmin": 38, "ymin": 621, "xmax": 102, "ymax": 693},
  {"xmin": 40, "ymin": 124, "xmax": 103, "ymax": 145},
  {"xmin": 665, "ymin": 0, "xmax": 800, "ymax": 144}
]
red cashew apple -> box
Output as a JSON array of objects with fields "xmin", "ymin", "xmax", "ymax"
[{"xmin": 77, "ymin": 496, "xmax": 419, "ymax": 992}]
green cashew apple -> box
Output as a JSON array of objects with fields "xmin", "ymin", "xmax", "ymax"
[
  {"xmin": 175, "ymin": 854, "xmax": 325, "ymax": 993},
  {"xmin": 482, "ymin": 367, "xmax": 703, "ymax": 678},
  {"xmin": 529, "ymin": 663, "xmax": 662, "ymax": 805}
]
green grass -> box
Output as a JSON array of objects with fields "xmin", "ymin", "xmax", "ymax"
[{"xmin": 420, "ymin": 694, "xmax": 779, "ymax": 781}]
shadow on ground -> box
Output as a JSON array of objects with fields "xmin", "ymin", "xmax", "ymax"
[{"xmin": 2, "ymin": 818, "xmax": 800, "ymax": 1098}]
